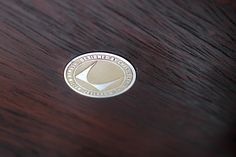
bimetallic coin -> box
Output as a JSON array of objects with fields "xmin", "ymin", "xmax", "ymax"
[{"xmin": 64, "ymin": 52, "xmax": 136, "ymax": 98}]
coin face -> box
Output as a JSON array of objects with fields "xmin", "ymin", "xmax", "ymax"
[{"xmin": 64, "ymin": 52, "xmax": 136, "ymax": 98}]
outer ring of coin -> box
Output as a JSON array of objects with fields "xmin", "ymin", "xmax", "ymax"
[{"xmin": 64, "ymin": 52, "xmax": 136, "ymax": 98}]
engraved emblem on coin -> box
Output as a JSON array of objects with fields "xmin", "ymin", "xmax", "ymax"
[{"xmin": 64, "ymin": 52, "xmax": 136, "ymax": 98}]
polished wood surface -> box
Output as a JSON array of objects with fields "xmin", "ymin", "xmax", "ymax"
[{"xmin": 0, "ymin": 0, "xmax": 235, "ymax": 157}]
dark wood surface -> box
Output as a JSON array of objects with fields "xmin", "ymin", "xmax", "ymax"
[{"xmin": 0, "ymin": 0, "xmax": 236, "ymax": 157}]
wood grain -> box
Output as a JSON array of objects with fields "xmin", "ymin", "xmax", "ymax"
[{"xmin": 0, "ymin": 0, "xmax": 235, "ymax": 157}]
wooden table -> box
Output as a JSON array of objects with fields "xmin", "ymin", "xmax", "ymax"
[{"xmin": 0, "ymin": 0, "xmax": 235, "ymax": 157}]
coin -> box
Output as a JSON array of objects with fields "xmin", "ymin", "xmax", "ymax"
[{"xmin": 64, "ymin": 52, "xmax": 136, "ymax": 98}]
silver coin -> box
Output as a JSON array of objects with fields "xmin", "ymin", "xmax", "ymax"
[{"xmin": 64, "ymin": 52, "xmax": 136, "ymax": 98}]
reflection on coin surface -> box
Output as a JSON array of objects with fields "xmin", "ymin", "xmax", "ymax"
[{"xmin": 64, "ymin": 52, "xmax": 136, "ymax": 98}]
